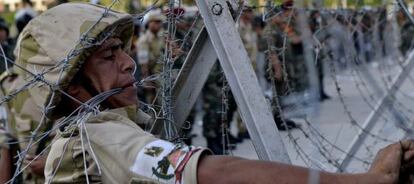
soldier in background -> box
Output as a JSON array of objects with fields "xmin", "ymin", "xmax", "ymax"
[
  {"xmin": 0, "ymin": 8, "xmax": 48, "ymax": 184},
  {"xmin": 0, "ymin": 61, "xmax": 51, "ymax": 183},
  {"xmin": 15, "ymin": 0, "xmax": 37, "ymax": 38},
  {"xmin": 239, "ymin": 7, "xmax": 258, "ymax": 69},
  {"xmin": 136, "ymin": 9, "xmax": 165, "ymax": 105},
  {"xmin": 0, "ymin": 18, "xmax": 15, "ymax": 73},
  {"xmin": 397, "ymin": 10, "xmax": 414, "ymax": 56},
  {"xmin": 309, "ymin": 10, "xmax": 330, "ymax": 101},
  {"xmin": 202, "ymin": 62, "xmax": 243, "ymax": 154},
  {"xmin": 167, "ymin": 7, "xmax": 197, "ymax": 145},
  {"xmin": 263, "ymin": 9, "xmax": 301, "ymax": 130}
]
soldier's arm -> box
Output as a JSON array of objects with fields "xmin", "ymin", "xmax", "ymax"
[
  {"xmin": 197, "ymin": 140, "xmax": 414, "ymax": 184},
  {"xmin": 269, "ymin": 53, "xmax": 283, "ymax": 81}
]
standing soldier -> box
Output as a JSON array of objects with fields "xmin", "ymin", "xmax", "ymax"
[
  {"xmin": 137, "ymin": 9, "xmax": 165, "ymax": 105},
  {"xmin": 202, "ymin": 64, "xmax": 226, "ymax": 154},
  {"xmin": 309, "ymin": 10, "xmax": 330, "ymax": 101},
  {"xmin": 0, "ymin": 14, "xmax": 49, "ymax": 184},
  {"xmin": 263, "ymin": 9, "xmax": 301, "ymax": 130},
  {"xmin": 238, "ymin": 7, "xmax": 258, "ymax": 70},
  {"xmin": 398, "ymin": 10, "xmax": 414, "ymax": 56},
  {"xmin": 202, "ymin": 64, "xmax": 241, "ymax": 154},
  {"xmin": 0, "ymin": 18, "xmax": 14, "ymax": 73},
  {"xmin": 0, "ymin": 69, "xmax": 51, "ymax": 183}
]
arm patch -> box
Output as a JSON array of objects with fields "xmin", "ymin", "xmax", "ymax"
[{"xmin": 130, "ymin": 140, "xmax": 199, "ymax": 184}]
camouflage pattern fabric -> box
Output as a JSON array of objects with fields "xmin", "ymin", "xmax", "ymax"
[
  {"xmin": 400, "ymin": 20, "xmax": 414, "ymax": 56},
  {"xmin": 44, "ymin": 106, "xmax": 209, "ymax": 184},
  {"xmin": 0, "ymin": 72, "xmax": 47, "ymax": 184},
  {"xmin": 202, "ymin": 64, "xmax": 224, "ymax": 140},
  {"xmin": 13, "ymin": 2, "xmax": 134, "ymax": 117},
  {"xmin": 202, "ymin": 64, "xmax": 238, "ymax": 154},
  {"xmin": 263, "ymin": 21, "xmax": 308, "ymax": 95},
  {"xmin": 13, "ymin": 3, "xmax": 210, "ymax": 183},
  {"xmin": 0, "ymin": 3, "xmax": 134, "ymax": 183}
]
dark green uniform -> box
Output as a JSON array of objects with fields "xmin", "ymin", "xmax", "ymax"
[
  {"xmin": 263, "ymin": 21, "xmax": 308, "ymax": 96},
  {"xmin": 400, "ymin": 20, "xmax": 414, "ymax": 56},
  {"xmin": 202, "ymin": 64, "xmax": 237, "ymax": 154}
]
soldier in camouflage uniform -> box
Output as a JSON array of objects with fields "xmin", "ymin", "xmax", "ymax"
[
  {"xmin": 309, "ymin": 10, "xmax": 330, "ymax": 101},
  {"xmin": 270, "ymin": 10, "xmax": 307, "ymax": 94},
  {"xmin": 202, "ymin": 64, "xmax": 240, "ymax": 154},
  {"xmin": 238, "ymin": 7, "xmax": 258, "ymax": 70},
  {"xmin": 0, "ymin": 70, "xmax": 50, "ymax": 184},
  {"xmin": 11, "ymin": 4, "xmax": 209, "ymax": 183},
  {"xmin": 0, "ymin": 18, "xmax": 15, "ymax": 73},
  {"xmin": 136, "ymin": 9, "xmax": 165, "ymax": 105},
  {"xmin": 0, "ymin": 19, "xmax": 51, "ymax": 183},
  {"xmin": 397, "ymin": 10, "xmax": 414, "ymax": 56},
  {"xmin": 6, "ymin": 3, "xmax": 414, "ymax": 184},
  {"xmin": 263, "ymin": 9, "xmax": 302, "ymax": 130}
]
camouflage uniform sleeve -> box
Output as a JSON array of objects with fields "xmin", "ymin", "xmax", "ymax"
[
  {"xmin": 46, "ymin": 112, "xmax": 211, "ymax": 184},
  {"xmin": 44, "ymin": 125, "xmax": 101, "ymax": 183},
  {"xmin": 87, "ymin": 112, "xmax": 211, "ymax": 184}
]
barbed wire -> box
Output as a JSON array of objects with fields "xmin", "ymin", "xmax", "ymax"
[
  {"xmin": 2, "ymin": 0, "xmax": 414, "ymax": 181},
  {"xmin": 256, "ymin": 0, "xmax": 414, "ymax": 173}
]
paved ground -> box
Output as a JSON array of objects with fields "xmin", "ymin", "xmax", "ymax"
[{"xmin": 190, "ymin": 59, "xmax": 414, "ymax": 173}]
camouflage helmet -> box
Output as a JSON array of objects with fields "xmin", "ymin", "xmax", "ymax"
[{"xmin": 13, "ymin": 3, "xmax": 134, "ymax": 119}]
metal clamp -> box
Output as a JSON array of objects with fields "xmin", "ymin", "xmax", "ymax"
[{"xmin": 211, "ymin": 2, "xmax": 223, "ymax": 16}]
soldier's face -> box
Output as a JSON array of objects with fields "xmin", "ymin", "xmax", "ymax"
[
  {"xmin": 80, "ymin": 37, "xmax": 138, "ymax": 108},
  {"xmin": 148, "ymin": 20, "xmax": 162, "ymax": 33}
]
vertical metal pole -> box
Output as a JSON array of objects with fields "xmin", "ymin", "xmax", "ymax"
[
  {"xmin": 172, "ymin": 0, "xmax": 241, "ymax": 130},
  {"xmin": 172, "ymin": 28, "xmax": 217, "ymax": 128},
  {"xmin": 196, "ymin": 0, "xmax": 291, "ymax": 163}
]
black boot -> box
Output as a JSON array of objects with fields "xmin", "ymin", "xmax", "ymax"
[
  {"xmin": 275, "ymin": 119, "xmax": 301, "ymax": 131},
  {"xmin": 206, "ymin": 137, "xmax": 224, "ymax": 154},
  {"xmin": 238, "ymin": 131, "xmax": 250, "ymax": 140},
  {"xmin": 320, "ymin": 92, "xmax": 331, "ymax": 101},
  {"xmin": 206, "ymin": 137, "xmax": 236, "ymax": 155},
  {"xmin": 228, "ymin": 133, "xmax": 242, "ymax": 144}
]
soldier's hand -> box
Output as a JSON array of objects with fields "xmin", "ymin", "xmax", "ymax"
[
  {"xmin": 368, "ymin": 142, "xmax": 402, "ymax": 183},
  {"xmin": 399, "ymin": 140, "xmax": 414, "ymax": 183},
  {"xmin": 269, "ymin": 54, "xmax": 283, "ymax": 81},
  {"xmin": 25, "ymin": 154, "xmax": 47, "ymax": 177},
  {"xmin": 368, "ymin": 140, "xmax": 414, "ymax": 184},
  {"xmin": 171, "ymin": 42, "xmax": 183, "ymax": 60}
]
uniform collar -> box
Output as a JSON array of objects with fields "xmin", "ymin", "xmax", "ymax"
[
  {"xmin": 58, "ymin": 104, "xmax": 152, "ymax": 137},
  {"xmin": 106, "ymin": 105, "xmax": 138, "ymax": 121}
]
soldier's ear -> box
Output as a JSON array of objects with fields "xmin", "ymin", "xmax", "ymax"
[
  {"xmin": 66, "ymin": 84, "xmax": 93, "ymax": 105},
  {"xmin": 67, "ymin": 84, "xmax": 81, "ymax": 97}
]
